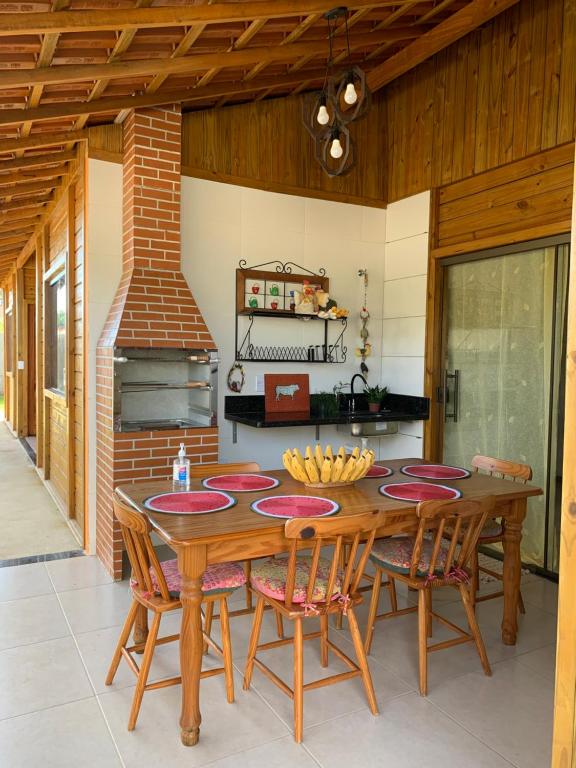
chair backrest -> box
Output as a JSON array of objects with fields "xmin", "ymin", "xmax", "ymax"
[
  {"xmin": 471, "ymin": 455, "xmax": 532, "ymax": 483},
  {"xmin": 283, "ymin": 510, "xmax": 384, "ymax": 609},
  {"xmin": 113, "ymin": 492, "xmax": 172, "ymax": 601},
  {"xmin": 410, "ymin": 497, "xmax": 495, "ymax": 582},
  {"xmin": 189, "ymin": 460, "xmax": 260, "ymax": 478}
]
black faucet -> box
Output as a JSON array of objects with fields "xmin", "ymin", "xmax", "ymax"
[{"xmin": 350, "ymin": 374, "xmax": 368, "ymax": 412}]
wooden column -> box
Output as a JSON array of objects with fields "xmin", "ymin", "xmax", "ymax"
[
  {"xmin": 14, "ymin": 266, "xmax": 25, "ymax": 436},
  {"xmin": 552, "ymin": 147, "xmax": 576, "ymax": 767},
  {"xmin": 66, "ymin": 184, "xmax": 76, "ymax": 521},
  {"xmin": 35, "ymin": 232, "xmax": 44, "ymax": 469}
]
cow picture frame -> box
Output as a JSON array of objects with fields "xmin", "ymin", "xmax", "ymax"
[{"xmin": 264, "ymin": 374, "xmax": 310, "ymax": 415}]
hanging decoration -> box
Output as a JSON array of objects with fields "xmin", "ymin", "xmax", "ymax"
[
  {"xmin": 302, "ymin": 6, "xmax": 371, "ymax": 178},
  {"xmin": 355, "ymin": 269, "xmax": 370, "ymax": 374},
  {"xmin": 227, "ymin": 362, "xmax": 245, "ymax": 393}
]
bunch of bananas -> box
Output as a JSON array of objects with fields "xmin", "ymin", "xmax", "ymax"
[{"xmin": 282, "ymin": 444, "xmax": 375, "ymax": 486}]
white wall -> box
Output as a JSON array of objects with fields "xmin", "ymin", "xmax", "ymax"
[
  {"xmin": 86, "ymin": 159, "xmax": 123, "ymax": 553},
  {"xmin": 181, "ymin": 178, "xmax": 389, "ymax": 469},
  {"xmin": 85, "ymin": 163, "xmax": 430, "ymax": 491},
  {"xmin": 380, "ymin": 191, "xmax": 430, "ymax": 459}
]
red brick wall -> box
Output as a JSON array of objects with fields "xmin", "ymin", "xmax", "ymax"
[{"xmin": 96, "ymin": 105, "xmax": 218, "ymax": 579}]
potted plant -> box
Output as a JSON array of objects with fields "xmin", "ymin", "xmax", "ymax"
[{"xmin": 365, "ymin": 384, "xmax": 388, "ymax": 413}]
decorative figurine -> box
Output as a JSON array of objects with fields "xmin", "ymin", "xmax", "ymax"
[
  {"xmin": 227, "ymin": 362, "xmax": 245, "ymax": 393},
  {"xmin": 251, "ymin": 283, "xmax": 260, "ymax": 294},
  {"xmin": 248, "ymin": 296, "xmax": 259, "ymax": 308},
  {"xmin": 270, "ymin": 284, "xmax": 280, "ymax": 296},
  {"xmin": 356, "ymin": 270, "xmax": 370, "ymax": 373}
]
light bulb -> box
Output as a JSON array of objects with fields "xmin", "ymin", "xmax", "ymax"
[
  {"xmin": 330, "ymin": 137, "xmax": 343, "ymax": 159},
  {"xmin": 344, "ymin": 80, "xmax": 358, "ymax": 105},
  {"xmin": 316, "ymin": 103, "xmax": 330, "ymax": 125}
]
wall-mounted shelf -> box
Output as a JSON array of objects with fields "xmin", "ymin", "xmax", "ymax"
[{"xmin": 235, "ymin": 261, "xmax": 347, "ymax": 364}]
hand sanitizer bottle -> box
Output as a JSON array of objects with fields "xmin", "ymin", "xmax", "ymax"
[{"xmin": 173, "ymin": 443, "xmax": 190, "ymax": 489}]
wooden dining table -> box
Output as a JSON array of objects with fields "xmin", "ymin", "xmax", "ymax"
[{"xmin": 117, "ymin": 457, "xmax": 542, "ymax": 747}]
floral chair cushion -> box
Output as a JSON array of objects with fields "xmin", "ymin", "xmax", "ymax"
[
  {"xmin": 250, "ymin": 556, "xmax": 342, "ymax": 604},
  {"xmin": 478, "ymin": 520, "xmax": 503, "ymax": 540},
  {"xmin": 132, "ymin": 558, "xmax": 246, "ymax": 599},
  {"xmin": 370, "ymin": 536, "xmax": 449, "ymax": 577}
]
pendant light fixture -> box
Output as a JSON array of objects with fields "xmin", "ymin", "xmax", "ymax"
[{"xmin": 302, "ymin": 6, "xmax": 371, "ymax": 177}]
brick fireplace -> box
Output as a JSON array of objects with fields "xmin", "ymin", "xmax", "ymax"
[{"xmin": 96, "ymin": 105, "xmax": 218, "ymax": 579}]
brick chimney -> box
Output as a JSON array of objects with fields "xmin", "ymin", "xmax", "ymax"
[{"xmin": 96, "ymin": 105, "xmax": 218, "ymax": 578}]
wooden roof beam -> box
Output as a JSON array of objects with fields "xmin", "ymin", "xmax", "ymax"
[
  {"xmin": 0, "ymin": 149, "xmax": 76, "ymax": 172},
  {"xmin": 0, "ymin": 71, "xmax": 328, "ymax": 126},
  {"xmin": 0, "ymin": 165, "xmax": 69, "ymax": 185},
  {"xmin": 0, "ymin": 194, "xmax": 52, "ymax": 212},
  {"xmin": 0, "ymin": 177, "xmax": 62, "ymax": 198},
  {"xmin": 0, "ymin": 234, "xmax": 29, "ymax": 249},
  {"xmin": 367, "ymin": 0, "xmax": 521, "ymax": 91},
  {"xmin": 0, "ymin": 130, "xmax": 87, "ymax": 155},
  {"xmin": 0, "ymin": 31, "xmax": 417, "ymax": 90},
  {"xmin": 0, "ymin": 1, "xmax": 395, "ymax": 36}
]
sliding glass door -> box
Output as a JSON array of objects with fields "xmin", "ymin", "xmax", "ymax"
[{"xmin": 442, "ymin": 243, "xmax": 569, "ymax": 573}]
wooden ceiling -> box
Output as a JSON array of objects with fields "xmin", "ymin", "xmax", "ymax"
[{"xmin": 0, "ymin": 0, "xmax": 518, "ymax": 279}]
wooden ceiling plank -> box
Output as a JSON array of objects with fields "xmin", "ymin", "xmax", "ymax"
[
  {"xmin": 0, "ymin": 194, "xmax": 52, "ymax": 212},
  {"xmin": 416, "ymin": 0, "xmax": 460, "ymax": 25},
  {"xmin": 0, "ymin": 2, "xmax": 397, "ymax": 37},
  {"xmin": 367, "ymin": 0, "xmax": 521, "ymax": 91},
  {"xmin": 243, "ymin": 12, "xmax": 321, "ymax": 81},
  {"xmin": 0, "ymin": 149, "xmax": 76, "ymax": 172},
  {"xmin": 196, "ymin": 17, "xmax": 268, "ymax": 88},
  {"xmin": 0, "ymin": 32, "xmax": 398, "ymax": 90},
  {"xmin": 0, "ymin": 234, "xmax": 29, "ymax": 249},
  {"xmin": 0, "ymin": 130, "xmax": 87, "ymax": 154}
]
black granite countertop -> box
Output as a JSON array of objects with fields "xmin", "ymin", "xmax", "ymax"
[{"xmin": 224, "ymin": 393, "xmax": 429, "ymax": 429}]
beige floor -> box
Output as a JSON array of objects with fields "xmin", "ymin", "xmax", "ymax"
[
  {"xmin": 0, "ymin": 555, "xmax": 557, "ymax": 767},
  {"xmin": 0, "ymin": 421, "xmax": 78, "ymax": 560}
]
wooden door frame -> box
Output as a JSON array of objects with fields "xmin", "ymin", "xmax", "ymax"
[{"xmin": 551, "ymin": 147, "xmax": 576, "ymax": 768}]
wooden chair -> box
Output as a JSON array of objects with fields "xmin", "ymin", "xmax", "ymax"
[
  {"xmin": 364, "ymin": 497, "xmax": 494, "ymax": 696},
  {"xmin": 106, "ymin": 493, "xmax": 246, "ymax": 730},
  {"xmin": 243, "ymin": 510, "xmax": 384, "ymax": 743},
  {"xmin": 471, "ymin": 455, "xmax": 532, "ymax": 613}
]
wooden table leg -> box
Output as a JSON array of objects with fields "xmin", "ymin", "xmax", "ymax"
[
  {"xmin": 178, "ymin": 546, "xmax": 207, "ymax": 747},
  {"xmin": 133, "ymin": 604, "xmax": 148, "ymax": 653},
  {"xmin": 502, "ymin": 498, "xmax": 526, "ymax": 645}
]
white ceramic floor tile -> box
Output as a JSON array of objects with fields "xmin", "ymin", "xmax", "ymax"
[
  {"xmin": 200, "ymin": 736, "xmax": 319, "ymax": 768},
  {"xmin": 0, "ymin": 697, "xmax": 121, "ymax": 767},
  {"xmin": 0, "ymin": 562, "xmax": 53, "ymax": 602},
  {"xmin": 57, "ymin": 581, "xmax": 134, "ymax": 634},
  {"xmin": 47, "ymin": 555, "xmax": 113, "ymax": 592},
  {"xmin": 0, "ymin": 636, "xmax": 93, "ymax": 720},
  {"xmin": 429, "ymin": 658, "xmax": 553, "ymax": 768},
  {"xmin": 304, "ymin": 691, "xmax": 513, "ymax": 767},
  {"xmin": 520, "ymin": 579, "xmax": 558, "ymax": 616},
  {"xmin": 515, "ymin": 643, "xmax": 557, "ymax": 682},
  {"xmin": 99, "ymin": 671, "xmax": 289, "ymax": 768},
  {"xmin": 0, "ymin": 593, "xmax": 69, "ymax": 651}
]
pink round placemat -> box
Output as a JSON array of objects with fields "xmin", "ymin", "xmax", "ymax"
[
  {"xmin": 251, "ymin": 495, "xmax": 340, "ymax": 519},
  {"xmin": 143, "ymin": 491, "xmax": 236, "ymax": 515},
  {"xmin": 362, "ymin": 465, "xmax": 394, "ymax": 479},
  {"xmin": 379, "ymin": 482, "xmax": 462, "ymax": 502},
  {"xmin": 202, "ymin": 474, "xmax": 280, "ymax": 493},
  {"xmin": 401, "ymin": 464, "xmax": 470, "ymax": 480}
]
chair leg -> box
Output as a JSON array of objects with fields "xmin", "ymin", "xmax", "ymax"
[
  {"xmin": 364, "ymin": 566, "xmax": 382, "ymax": 655},
  {"xmin": 244, "ymin": 561, "xmax": 253, "ymax": 611},
  {"xmin": 425, "ymin": 589, "xmax": 433, "ymax": 638},
  {"xmin": 334, "ymin": 545, "xmax": 348, "ymax": 630},
  {"xmin": 320, "ymin": 614, "xmax": 329, "ymax": 667},
  {"xmin": 459, "ymin": 584, "xmax": 491, "ymax": 677},
  {"xmin": 471, "ymin": 547, "xmax": 479, "ymax": 609},
  {"xmin": 203, "ymin": 600, "xmax": 214, "ymax": 654},
  {"xmin": 293, "ymin": 617, "xmax": 304, "ymax": 743},
  {"xmin": 417, "ymin": 590, "xmax": 428, "ymax": 696},
  {"xmin": 518, "ymin": 590, "xmax": 526, "ymax": 615},
  {"xmin": 347, "ymin": 607, "xmax": 378, "ymax": 715},
  {"xmin": 219, "ymin": 597, "xmax": 235, "ymax": 703},
  {"xmin": 106, "ymin": 599, "xmax": 138, "ymax": 686},
  {"xmin": 388, "ymin": 577, "xmax": 398, "ymax": 612},
  {"xmin": 275, "ymin": 610, "xmax": 284, "ymax": 639},
  {"xmin": 128, "ymin": 611, "xmax": 161, "ymax": 731},
  {"xmin": 243, "ymin": 596, "xmax": 265, "ymax": 690}
]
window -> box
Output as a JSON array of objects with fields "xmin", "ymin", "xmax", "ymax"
[
  {"xmin": 4, "ymin": 289, "xmax": 13, "ymax": 374},
  {"xmin": 46, "ymin": 270, "xmax": 66, "ymax": 394}
]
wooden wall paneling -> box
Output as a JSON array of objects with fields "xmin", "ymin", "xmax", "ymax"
[
  {"xmin": 66, "ymin": 184, "xmax": 76, "ymax": 525},
  {"xmin": 525, "ymin": 0, "xmax": 547, "ymax": 155},
  {"xmin": 35, "ymin": 233, "xmax": 44, "ymax": 468},
  {"xmin": 73, "ymin": 160, "xmax": 85, "ymax": 540},
  {"xmin": 542, "ymin": 0, "xmax": 563, "ymax": 150},
  {"xmin": 14, "ymin": 267, "xmax": 24, "ymax": 436},
  {"xmin": 498, "ymin": 4, "xmax": 519, "ymax": 167},
  {"xmin": 551, "ymin": 142, "xmax": 576, "ymax": 768},
  {"xmin": 87, "ymin": 124, "xmax": 123, "ymax": 163},
  {"xmin": 512, "ymin": 0, "xmax": 533, "ymax": 159},
  {"xmin": 46, "ymin": 392, "xmax": 68, "ymax": 505},
  {"xmin": 558, "ymin": 0, "xmax": 576, "ymax": 144},
  {"xmin": 181, "ymin": 94, "xmax": 387, "ymax": 207}
]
